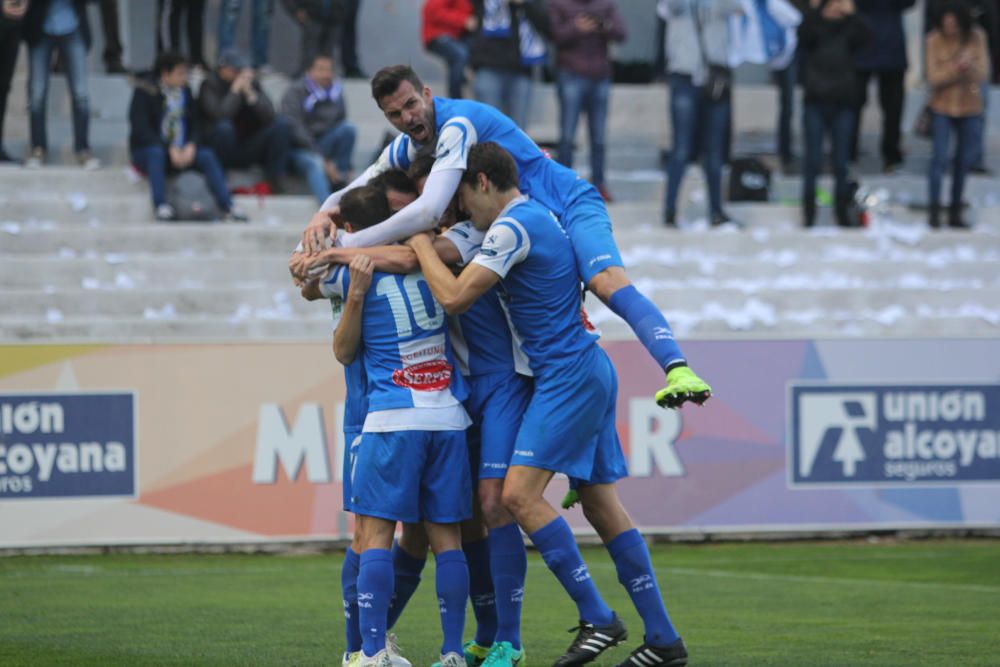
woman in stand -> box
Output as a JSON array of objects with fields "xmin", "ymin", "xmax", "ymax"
[{"xmin": 926, "ymin": 0, "xmax": 989, "ymax": 229}]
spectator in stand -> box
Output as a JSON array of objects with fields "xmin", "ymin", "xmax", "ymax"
[
  {"xmin": 157, "ymin": 0, "xmax": 207, "ymax": 70},
  {"xmin": 280, "ymin": 53, "xmax": 358, "ymax": 202},
  {"xmin": 200, "ymin": 49, "xmax": 292, "ymax": 192},
  {"xmin": 660, "ymin": 0, "xmax": 742, "ymax": 227},
  {"xmin": 926, "ymin": 0, "xmax": 988, "ymax": 229},
  {"xmin": 423, "ymin": 0, "xmax": 476, "ymax": 99},
  {"xmin": 217, "ymin": 0, "xmax": 274, "ymax": 70},
  {"xmin": 83, "ymin": 0, "xmax": 125, "ymax": 73},
  {"xmin": 22, "ymin": 0, "xmax": 99, "ymax": 169},
  {"xmin": 549, "ymin": 0, "xmax": 626, "ymax": 203},
  {"xmin": 129, "ymin": 52, "xmax": 247, "ymax": 222},
  {"xmin": 798, "ymin": 0, "xmax": 870, "ymax": 227},
  {"xmin": 770, "ymin": 0, "xmax": 808, "ymax": 169},
  {"xmin": 848, "ymin": 0, "xmax": 915, "ymax": 173},
  {"xmin": 339, "ymin": 0, "xmax": 365, "ymax": 78},
  {"xmin": 282, "ymin": 0, "xmax": 347, "ymax": 76},
  {"xmin": 0, "ymin": 0, "xmax": 28, "ymax": 163},
  {"xmin": 469, "ymin": 0, "xmax": 550, "ymax": 130}
]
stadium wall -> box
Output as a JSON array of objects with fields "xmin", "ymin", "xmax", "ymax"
[{"xmin": 1, "ymin": 339, "xmax": 999, "ymax": 549}]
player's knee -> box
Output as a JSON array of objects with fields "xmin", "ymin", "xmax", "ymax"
[
  {"xmin": 478, "ymin": 482, "xmax": 506, "ymax": 525},
  {"xmin": 500, "ymin": 483, "xmax": 530, "ymax": 519}
]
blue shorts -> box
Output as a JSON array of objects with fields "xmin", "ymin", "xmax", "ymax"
[
  {"xmin": 465, "ymin": 371, "xmax": 533, "ymax": 481},
  {"xmin": 342, "ymin": 428, "xmax": 363, "ymax": 513},
  {"xmin": 509, "ymin": 346, "xmax": 628, "ymax": 484},
  {"xmin": 351, "ymin": 429, "xmax": 472, "ymax": 524},
  {"xmin": 562, "ymin": 181, "xmax": 624, "ymax": 285}
]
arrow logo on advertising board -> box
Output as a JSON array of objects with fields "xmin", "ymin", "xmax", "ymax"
[{"xmin": 831, "ymin": 401, "xmax": 868, "ymax": 477}]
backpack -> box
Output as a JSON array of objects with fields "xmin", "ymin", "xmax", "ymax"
[
  {"xmin": 166, "ymin": 171, "xmax": 221, "ymax": 221},
  {"xmin": 728, "ymin": 157, "xmax": 771, "ymax": 202}
]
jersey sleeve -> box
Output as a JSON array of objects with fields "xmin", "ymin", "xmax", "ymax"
[
  {"xmin": 441, "ymin": 221, "xmax": 486, "ymax": 266},
  {"xmin": 319, "ymin": 264, "xmax": 349, "ymax": 300},
  {"xmin": 431, "ymin": 117, "xmax": 478, "ymax": 173},
  {"xmin": 470, "ymin": 219, "xmax": 531, "ymax": 279}
]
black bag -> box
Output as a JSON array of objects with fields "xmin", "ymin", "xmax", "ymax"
[
  {"xmin": 166, "ymin": 171, "xmax": 221, "ymax": 221},
  {"xmin": 728, "ymin": 157, "xmax": 771, "ymax": 202}
]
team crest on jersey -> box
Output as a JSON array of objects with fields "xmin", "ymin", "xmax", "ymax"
[{"xmin": 392, "ymin": 360, "xmax": 454, "ymax": 391}]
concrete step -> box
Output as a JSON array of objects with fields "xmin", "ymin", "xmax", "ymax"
[
  {"xmin": 2, "ymin": 302, "xmax": 997, "ymax": 343},
  {"xmin": 0, "ymin": 255, "xmax": 995, "ymax": 291},
  {"xmin": 3, "ymin": 218, "xmax": 997, "ymax": 256},
  {"xmin": 8, "ymin": 286, "xmax": 998, "ymax": 320}
]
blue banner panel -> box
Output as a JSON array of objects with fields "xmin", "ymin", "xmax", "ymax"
[
  {"xmin": 789, "ymin": 384, "xmax": 1000, "ymax": 486},
  {"xmin": 0, "ymin": 393, "xmax": 136, "ymax": 499}
]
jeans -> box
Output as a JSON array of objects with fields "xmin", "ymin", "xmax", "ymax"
[
  {"xmin": 316, "ymin": 121, "xmax": 357, "ymax": 173},
  {"xmin": 132, "ymin": 144, "xmax": 233, "ymax": 211},
  {"xmin": 556, "ymin": 70, "xmax": 610, "ymax": 187},
  {"xmin": 288, "ymin": 148, "xmax": 331, "ymax": 203},
  {"xmin": 773, "ymin": 56, "xmax": 798, "ymax": 163},
  {"xmin": 802, "ymin": 102, "xmax": 854, "ymax": 226},
  {"xmin": 473, "ymin": 67, "xmax": 532, "ymax": 129},
  {"xmin": 850, "ymin": 69, "xmax": 905, "ymax": 165},
  {"xmin": 340, "ymin": 0, "xmax": 361, "ymax": 72},
  {"xmin": 29, "ymin": 29, "xmax": 90, "ymax": 153},
  {"xmin": 427, "ymin": 36, "xmax": 469, "ymax": 99},
  {"xmin": 928, "ymin": 112, "xmax": 978, "ymax": 210},
  {"xmin": 206, "ymin": 117, "xmax": 292, "ymax": 181},
  {"xmin": 217, "ymin": 0, "xmax": 274, "ymax": 68},
  {"xmin": 0, "ymin": 21, "xmax": 20, "ymax": 148},
  {"xmin": 664, "ymin": 73, "xmax": 730, "ymax": 219},
  {"xmin": 158, "ymin": 0, "xmax": 207, "ymax": 65}
]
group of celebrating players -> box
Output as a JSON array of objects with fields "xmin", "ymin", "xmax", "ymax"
[{"xmin": 288, "ymin": 65, "xmax": 712, "ymax": 667}]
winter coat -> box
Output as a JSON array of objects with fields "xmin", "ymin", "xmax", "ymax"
[{"xmin": 798, "ymin": 9, "xmax": 871, "ymax": 106}]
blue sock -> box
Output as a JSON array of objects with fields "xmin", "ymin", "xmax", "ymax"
[
  {"xmin": 529, "ymin": 517, "xmax": 614, "ymax": 626},
  {"xmin": 463, "ymin": 538, "xmax": 498, "ymax": 647},
  {"xmin": 341, "ymin": 548, "xmax": 362, "ymax": 653},
  {"xmin": 357, "ymin": 549, "xmax": 393, "ymax": 658},
  {"xmin": 435, "ymin": 549, "xmax": 470, "ymax": 656},
  {"xmin": 607, "ymin": 529, "xmax": 679, "ymax": 646},
  {"xmin": 488, "ymin": 522, "xmax": 527, "ymax": 650},
  {"xmin": 607, "ymin": 286, "xmax": 685, "ymax": 371},
  {"xmin": 387, "ymin": 541, "xmax": 426, "ymax": 630}
]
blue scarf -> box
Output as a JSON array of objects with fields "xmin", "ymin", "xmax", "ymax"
[
  {"xmin": 481, "ymin": 0, "xmax": 547, "ymax": 66},
  {"xmin": 303, "ymin": 78, "xmax": 343, "ymax": 113}
]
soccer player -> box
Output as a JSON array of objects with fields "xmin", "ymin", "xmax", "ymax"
[
  {"xmin": 318, "ymin": 184, "xmax": 473, "ymax": 667},
  {"xmin": 294, "ymin": 65, "xmax": 711, "ymax": 412},
  {"xmin": 406, "ymin": 143, "xmax": 690, "ymax": 667},
  {"xmin": 304, "ymin": 159, "xmax": 532, "ymax": 667}
]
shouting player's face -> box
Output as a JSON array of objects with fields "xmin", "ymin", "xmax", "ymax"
[{"xmin": 379, "ymin": 81, "xmax": 435, "ymax": 145}]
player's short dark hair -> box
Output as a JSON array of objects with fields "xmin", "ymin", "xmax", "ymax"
[
  {"xmin": 340, "ymin": 186, "xmax": 392, "ymax": 231},
  {"xmin": 371, "ymin": 65, "xmax": 425, "ymax": 107},
  {"xmin": 154, "ymin": 52, "xmax": 187, "ymax": 77},
  {"xmin": 407, "ymin": 151, "xmax": 437, "ymax": 183},
  {"xmin": 368, "ymin": 169, "xmax": 418, "ymax": 196},
  {"xmin": 460, "ymin": 142, "xmax": 520, "ymax": 192}
]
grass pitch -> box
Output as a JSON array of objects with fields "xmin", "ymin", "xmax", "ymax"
[{"xmin": 1, "ymin": 539, "xmax": 998, "ymax": 666}]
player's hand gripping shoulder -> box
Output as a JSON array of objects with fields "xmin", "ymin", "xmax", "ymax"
[
  {"xmin": 655, "ymin": 365, "xmax": 713, "ymax": 409},
  {"xmin": 346, "ymin": 255, "xmax": 374, "ymax": 301},
  {"xmin": 302, "ymin": 207, "xmax": 341, "ymax": 255}
]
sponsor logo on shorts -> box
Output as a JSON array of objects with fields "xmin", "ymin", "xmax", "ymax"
[
  {"xmin": 483, "ymin": 462, "xmax": 508, "ymax": 470},
  {"xmin": 514, "ymin": 449, "xmax": 534, "ymax": 458},
  {"xmin": 392, "ymin": 360, "xmax": 454, "ymax": 392},
  {"xmin": 588, "ymin": 254, "xmax": 613, "ymax": 267},
  {"xmin": 571, "ymin": 564, "xmax": 591, "ymax": 582}
]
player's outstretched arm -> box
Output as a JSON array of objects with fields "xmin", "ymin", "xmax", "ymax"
[
  {"xmin": 338, "ymin": 169, "xmax": 463, "ymax": 249},
  {"xmin": 655, "ymin": 365, "xmax": 713, "ymax": 409},
  {"xmin": 333, "ymin": 256, "xmax": 374, "ymax": 365},
  {"xmin": 407, "ymin": 234, "xmax": 498, "ymax": 314}
]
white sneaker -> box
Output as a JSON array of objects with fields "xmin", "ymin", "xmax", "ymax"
[
  {"xmin": 358, "ymin": 649, "xmax": 393, "ymax": 667},
  {"xmin": 437, "ymin": 652, "xmax": 465, "ymax": 667},
  {"xmin": 385, "ymin": 632, "xmax": 412, "ymax": 667},
  {"xmin": 155, "ymin": 203, "xmax": 177, "ymax": 221},
  {"xmin": 77, "ymin": 151, "xmax": 101, "ymax": 170},
  {"xmin": 24, "ymin": 148, "xmax": 44, "ymax": 169},
  {"xmin": 342, "ymin": 650, "xmax": 362, "ymax": 667}
]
